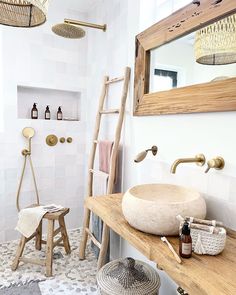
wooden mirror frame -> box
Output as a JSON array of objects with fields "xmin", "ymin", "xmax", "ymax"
[{"xmin": 133, "ymin": 0, "xmax": 236, "ymax": 116}]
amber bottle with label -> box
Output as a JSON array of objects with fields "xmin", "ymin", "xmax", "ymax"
[
  {"xmin": 31, "ymin": 103, "xmax": 38, "ymax": 119},
  {"xmin": 57, "ymin": 106, "xmax": 63, "ymax": 120},
  {"xmin": 45, "ymin": 105, "xmax": 50, "ymax": 120},
  {"xmin": 179, "ymin": 221, "xmax": 192, "ymax": 258}
]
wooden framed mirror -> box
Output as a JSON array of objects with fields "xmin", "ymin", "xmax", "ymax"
[{"xmin": 134, "ymin": 0, "xmax": 236, "ymax": 116}]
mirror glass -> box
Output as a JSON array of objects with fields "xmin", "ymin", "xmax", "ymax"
[{"xmin": 149, "ymin": 15, "xmax": 236, "ymax": 93}]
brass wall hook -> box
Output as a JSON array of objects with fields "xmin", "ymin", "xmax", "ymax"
[{"xmin": 134, "ymin": 145, "xmax": 158, "ymax": 163}]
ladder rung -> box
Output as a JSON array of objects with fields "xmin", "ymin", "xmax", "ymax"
[
  {"xmin": 85, "ymin": 228, "xmax": 101, "ymax": 249},
  {"xmin": 100, "ymin": 109, "xmax": 119, "ymax": 114},
  {"xmin": 89, "ymin": 169, "xmax": 109, "ymax": 176},
  {"xmin": 53, "ymin": 236, "xmax": 64, "ymax": 248},
  {"xmin": 53, "ymin": 227, "xmax": 61, "ymax": 237},
  {"xmin": 20, "ymin": 256, "xmax": 46, "ymax": 266},
  {"xmin": 105, "ymin": 76, "xmax": 124, "ymax": 85}
]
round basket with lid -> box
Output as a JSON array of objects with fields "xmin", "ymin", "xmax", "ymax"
[{"xmin": 96, "ymin": 257, "xmax": 161, "ymax": 295}]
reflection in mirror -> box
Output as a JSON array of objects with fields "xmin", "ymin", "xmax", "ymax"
[{"xmin": 149, "ymin": 15, "xmax": 236, "ymax": 93}]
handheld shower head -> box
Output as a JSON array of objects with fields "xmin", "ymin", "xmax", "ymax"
[
  {"xmin": 52, "ymin": 23, "xmax": 86, "ymax": 39},
  {"xmin": 22, "ymin": 127, "xmax": 35, "ymax": 139},
  {"xmin": 22, "ymin": 127, "xmax": 35, "ymax": 156}
]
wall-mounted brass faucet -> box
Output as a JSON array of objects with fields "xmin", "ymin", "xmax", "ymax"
[
  {"xmin": 171, "ymin": 154, "xmax": 206, "ymax": 174},
  {"xmin": 205, "ymin": 156, "xmax": 225, "ymax": 173}
]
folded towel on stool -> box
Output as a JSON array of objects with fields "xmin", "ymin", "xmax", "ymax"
[{"xmin": 15, "ymin": 204, "xmax": 64, "ymax": 238}]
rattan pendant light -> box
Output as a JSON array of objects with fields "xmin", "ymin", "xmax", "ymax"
[
  {"xmin": 0, "ymin": 0, "xmax": 50, "ymax": 27},
  {"xmin": 195, "ymin": 14, "xmax": 236, "ymax": 65}
]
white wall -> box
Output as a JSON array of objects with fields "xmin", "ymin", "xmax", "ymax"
[
  {"xmin": 86, "ymin": 0, "xmax": 236, "ymax": 293},
  {"xmin": 0, "ymin": 0, "xmax": 88, "ymax": 242}
]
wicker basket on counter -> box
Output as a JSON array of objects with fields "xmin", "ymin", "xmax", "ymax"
[
  {"xmin": 96, "ymin": 257, "xmax": 161, "ymax": 295},
  {"xmin": 191, "ymin": 226, "xmax": 226, "ymax": 255}
]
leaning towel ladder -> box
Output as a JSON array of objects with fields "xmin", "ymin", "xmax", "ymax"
[{"xmin": 79, "ymin": 67, "xmax": 131, "ymax": 269}]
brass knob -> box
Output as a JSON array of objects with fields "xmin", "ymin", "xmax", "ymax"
[
  {"xmin": 205, "ymin": 156, "xmax": 225, "ymax": 173},
  {"xmin": 46, "ymin": 135, "xmax": 58, "ymax": 146},
  {"xmin": 67, "ymin": 137, "xmax": 73, "ymax": 143},
  {"xmin": 60, "ymin": 137, "xmax": 65, "ymax": 143}
]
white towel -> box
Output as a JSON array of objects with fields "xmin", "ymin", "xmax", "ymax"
[
  {"xmin": 15, "ymin": 206, "xmax": 47, "ymax": 238},
  {"xmin": 92, "ymin": 170, "xmax": 109, "ymax": 196},
  {"xmin": 15, "ymin": 204, "xmax": 64, "ymax": 238}
]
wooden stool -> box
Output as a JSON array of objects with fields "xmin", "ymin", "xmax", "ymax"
[{"xmin": 12, "ymin": 208, "xmax": 71, "ymax": 277}]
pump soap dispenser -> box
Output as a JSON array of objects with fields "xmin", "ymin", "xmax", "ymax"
[{"xmin": 179, "ymin": 220, "xmax": 192, "ymax": 258}]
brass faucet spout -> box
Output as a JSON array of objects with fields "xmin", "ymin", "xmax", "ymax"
[{"xmin": 171, "ymin": 154, "xmax": 205, "ymax": 174}]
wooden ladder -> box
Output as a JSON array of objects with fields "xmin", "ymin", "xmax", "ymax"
[{"xmin": 79, "ymin": 66, "xmax": 131, "ymax": 269}]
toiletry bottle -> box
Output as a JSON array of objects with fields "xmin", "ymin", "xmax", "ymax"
[
  {"xmin": 57, "ymin": 106, "xmax": 63, "ymax": 120},
  {"xmin": 179, "ymin": 221, "xmax": 192, "ymax": 258},
  {"xmin": 31, "ymin": 103, "xmax": 38, "ymax": 119},
  {"xmin": 45, "ymin": 105, "xmax": 50, "ymax": 120}
]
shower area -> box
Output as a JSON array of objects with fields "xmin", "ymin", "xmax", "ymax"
[{"xmin": 0, "ymin": 0, "xmax": 90, "ymax": 243}]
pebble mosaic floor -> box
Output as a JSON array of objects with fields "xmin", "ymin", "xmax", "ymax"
[{"xmin": 0, "ymin": 228, "xmax": 98, "ymax": 294}]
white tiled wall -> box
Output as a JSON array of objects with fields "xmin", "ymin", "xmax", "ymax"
[{"xmin": 0, "ymin": 0, "xmax": 88, "ymax": 242}]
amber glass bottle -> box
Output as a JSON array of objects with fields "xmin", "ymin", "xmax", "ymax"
[
  {"xmin": 57, "ymin": 106, "xmax": 63, "ymax": 120},
  {"xmin": 179, "ymin": 221, "xmax": 192, "ymax": 258},
  {"xmin": 31, "ymin": 103, "xmax": 38, "ymax": 119},
  {"xmin": 45, "ymin": 105, "xmax": 50, "ymax": 120}
]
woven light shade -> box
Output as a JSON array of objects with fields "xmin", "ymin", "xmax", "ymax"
[
  {"xmin": 195, "ymin": 14, "xmax": 236, "ymax": 65},
  {"xmin": 0, "ymin": 0, "xmax": 49, "ymax": 27}
]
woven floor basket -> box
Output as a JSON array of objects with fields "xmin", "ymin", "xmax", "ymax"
[
  {"xmin": 97, "ymin": 258, "xmax": 160, "ymax": 295},
  {"xmin": 191, "ymin": 227, "xmax": 226, "ymax": 255}
]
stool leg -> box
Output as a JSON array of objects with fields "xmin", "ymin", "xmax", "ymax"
[
  {"xmin": 97, "ymin": 223, "xmax": 110, "ymax": 270},
  {"xmin": 46, "ymin": 220, "xmax": 54, "ymax": 277},
  {"xmin": 35, "ymin": 221, "xmax": 42, "ymax": 250},
  {"xmin": 11, "ymin": 236, "xmax": 27, "ymax": 271},
  {"xmin": 59, "ymin": 216, "xmax": 71, "ymax": 254},
  {"xmin": 79, "ymin": 208, "xmax": 91, "ymax": 260}
]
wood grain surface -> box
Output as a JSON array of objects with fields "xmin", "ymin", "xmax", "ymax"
[{"xmin": 85, "ymin": 194, "xmax": 236, "ymax": 295}]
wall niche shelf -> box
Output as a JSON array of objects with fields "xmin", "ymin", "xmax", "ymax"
[{"xmin": 17, "ymin": 85, "xmax": 81, "ymax": 121}]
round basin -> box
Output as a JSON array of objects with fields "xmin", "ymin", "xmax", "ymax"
[{"xmin": 122, "ymin": 184, "xmax": 206, "ymax": 236}]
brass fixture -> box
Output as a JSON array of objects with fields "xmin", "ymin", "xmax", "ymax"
[
  {"xmin": 205, "ymin": 156, "xmax": 225, "ymax": 173},
  {"xmin": 171, "ymin": 154, "xmax": 206, "ymax": 174},
  {"xmin": 134, "ymin": 145, "xmax": 158, "ymax": 163},
  {"xmin": 46, "ymin": 134, "xmax": 58, "ymax": 146},
  {"xmin": 60, "ymin": 137, "xmax": 66, "ymax": 143},
  {"xmin": 52, "ymin": 18, "xmax": 106, "ymax": 39},
  {"xmin": 17, "ymin": 127, "xmax": 39, "ymax": 212},
  {"xmin": 67, "ymin": 137, "xmax": 73, "ymax": 143},
  {"xmin": 21, "ymin": 127, "xmax": 35, "ymax": 156}
]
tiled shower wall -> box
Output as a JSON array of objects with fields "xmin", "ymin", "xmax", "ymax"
[{"xmin": 0, "ymin": 0, "xmax": 88, "ymax": 242}]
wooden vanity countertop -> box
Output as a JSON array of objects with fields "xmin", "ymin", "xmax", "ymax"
[{"xmin": 85, "ymin": 193, "xmax": 236, "ymax": 295}]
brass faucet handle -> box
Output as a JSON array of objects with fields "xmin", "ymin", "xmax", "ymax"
[{"xmin": 205, "ymin": 156, "xmax": 225, "ymax": 173}]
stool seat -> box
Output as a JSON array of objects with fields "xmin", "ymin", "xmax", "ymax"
[{"xmin": 12, "ymin": 205, "xmax": 71, "ymax": 277}]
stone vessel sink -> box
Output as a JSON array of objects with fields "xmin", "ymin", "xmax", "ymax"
[{"xmin": 122, "ymin": 184, "xmax": 206, "ymax": 236}]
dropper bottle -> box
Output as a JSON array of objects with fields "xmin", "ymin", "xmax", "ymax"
[{"xmin": 179, "ymin": 220, "xmax": 192, "ymax": 258}]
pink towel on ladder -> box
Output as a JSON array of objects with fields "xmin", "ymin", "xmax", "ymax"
[{"xmin": 99, "ymin": 140, "xmax": 114, "ymax": 173}]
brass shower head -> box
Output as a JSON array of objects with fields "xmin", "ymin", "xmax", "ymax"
[
  {"xmin": 52, "ymin": 23, "xmax": 86, "ymax": 39},
  {"xmin": 52, "ymin": 18, "xmax": 106, "ymax": 39},
  {"xmin": 22, "ymin": 127, "xmax": 35, "ymax": 139}
]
